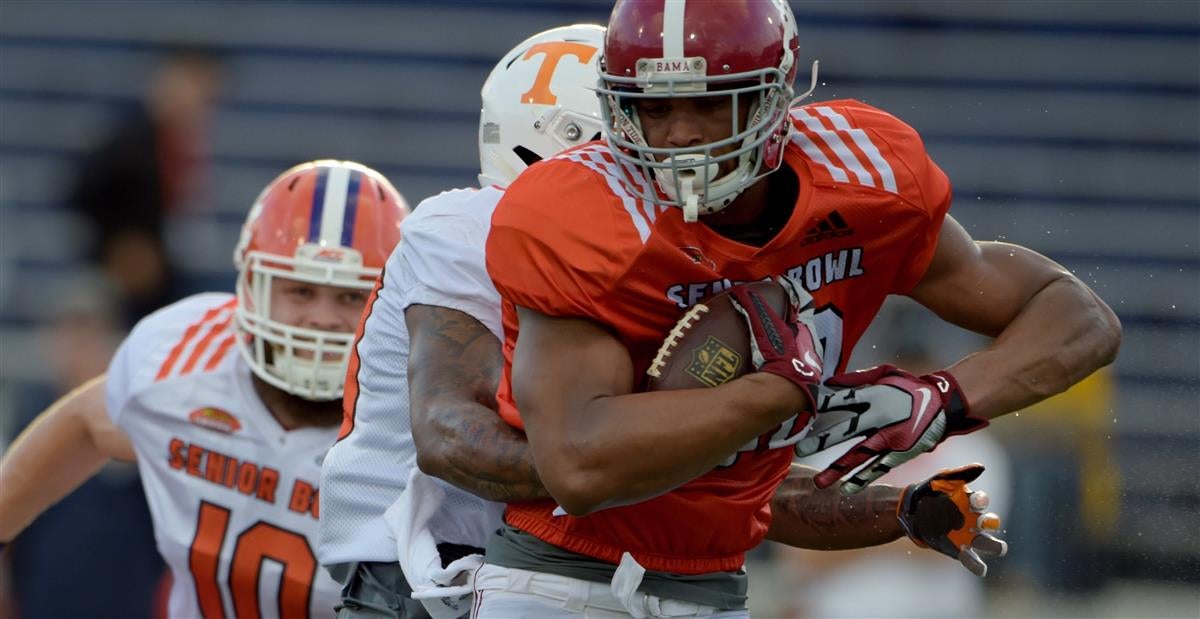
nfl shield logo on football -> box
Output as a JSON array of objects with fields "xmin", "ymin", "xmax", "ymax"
[{"xmin": 686, "ymin": 336, "xmax": 743, "ymax": 388}]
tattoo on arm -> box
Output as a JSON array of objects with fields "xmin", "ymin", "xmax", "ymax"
[
  {"xmin": 407, "ymin": 304, "xmax": 549, "ymax": 502},
  {"xmin": 767, "ymin": 464, "xmax": 905, "ymax": 550}
]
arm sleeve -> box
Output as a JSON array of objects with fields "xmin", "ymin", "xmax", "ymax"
[{"xmin": 485, "ymin": 161, "xmax": 635, "ymax": 324}]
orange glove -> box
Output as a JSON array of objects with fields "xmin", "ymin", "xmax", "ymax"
[{"xmin": 898, "ymin": 463, "xmax": 1007, "ymax": 577}]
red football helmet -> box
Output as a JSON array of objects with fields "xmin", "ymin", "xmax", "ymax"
[
  {"xmin": 232, "ymin": 160, "xmax": 408, "ymax": 400},
  {"xmin": 597, "ymin": 0, "xmax": 818, "ymax": 221}
]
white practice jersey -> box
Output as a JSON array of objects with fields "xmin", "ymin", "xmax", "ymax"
[
  {"xmin": 318, "ymin": 186, "xmax": 507, "ymax": 566},
  {"xmin": 107, "ymin": 293, "xmax": 341, "ymax": 619}
]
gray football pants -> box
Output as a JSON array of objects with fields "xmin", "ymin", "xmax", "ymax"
[{"xmin": 328, "ymin": 561, "xmax": 432, "ymax": 619}]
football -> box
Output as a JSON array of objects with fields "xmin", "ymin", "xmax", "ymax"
[{"xmin": 645, "ymin": 280, "xmax": 789, "ymax": 391}]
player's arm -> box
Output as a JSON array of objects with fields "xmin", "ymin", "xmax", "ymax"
[
  {"xmin": 0, "ymin": 375, "xmax": 135, "ymax": 542},
  {"xmin": 911, "ymin": 215, "xmax": 1122, "ymax": 418},
  {"xmin": 407, "ymin": 304, "xmax": 549, "ymax": 502},
  {"xmin": 768, "ymin": 464, "xmax": 1007, "ymax": 576},
  {"xmin": 799, "ymin": 215, "xmax": 1123, "ymax": 494},
  {"xmin": 513, "ymin": 306, "xmax": 808, "ymax": 516},
  {"xmin": 766, "ymin": 464, "xmax": 903, "ymax": 549}
]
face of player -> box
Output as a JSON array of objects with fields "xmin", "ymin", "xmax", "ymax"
[
  {"xmin": 634, "ymin": 94, "xmax": 753, "ymax": 177},
  {"xmin": 268, "ymin": 278, "xmax": 367, "ymax": 359}
]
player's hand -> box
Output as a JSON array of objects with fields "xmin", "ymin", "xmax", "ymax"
[
  {"xmin": 796, "ymin": 365, "xmax": 989, "ymax": 495},
  {"xmin": 727, "ymin": 275, "xmax": 823, "ymax": 411},
  {"xmin": 899, "ymin": 463, "xmax": 1007, "ymax": 577}
]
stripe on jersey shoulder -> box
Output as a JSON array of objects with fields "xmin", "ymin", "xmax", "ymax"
[
  {"xmin": 813, "ymin": 106, "xmax": 897, "ymax": 193},
  {"xmin": 565, "ymin": 145, "xmax": 655, "ymax": 244},
  {"xmin": 157, "ymin": 299, "xmax": 238, "ymax": 381},
  {"xmin": 337, "ymin": 269, "xmax": 386, "ymax": 442},
  {"xmin": 790, "ymin": 107, "xmax": 898, "ymax": 193},
  {"xmin": 204, "ymin": 335, "xmax": 238, "ymax": 372},
  {"xmin": 793, "ymin": 108, "xmax": 876, "ymax": 187},
  {"xmin": 178, "ymin": 313, "xmax": 234, "ymax": 376}
]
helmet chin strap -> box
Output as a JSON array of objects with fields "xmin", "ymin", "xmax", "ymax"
[
  {"xmin": 792, "ymin": 59, "xmax": 820, "ymax": 106},
  {"xmin": 682, "ymin": 177, "xmax": 700, "ymax": 223}
]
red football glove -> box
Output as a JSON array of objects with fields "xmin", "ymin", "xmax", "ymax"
[
  {"xmin": 795, "ymin": 365, "xmax": 989, "ymax": 495},
  {"xmin": 899, "ymin": 463, "xmax": 1008, "ymax": 577},
  {"xmin": 727, "ymin": 275, "xmax": 823, "ymax": 415}
]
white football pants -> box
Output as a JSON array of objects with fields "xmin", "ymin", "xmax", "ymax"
[{"xmin": 470, "ymin": 563, "xmax": 749, "ymax": 618}]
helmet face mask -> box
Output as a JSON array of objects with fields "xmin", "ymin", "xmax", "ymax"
[
  {"xmin": 235, "ymin": 250, "xmax": 373, "ymax": 401},
  {"xmin": 478, "ymin": 24, "xmax": 606, "ymax": 188},
  {"xmin": 599, "ymin": 0, "xmax": 815, "ymax": 222},
  {"xmin": 599, "ymin": 67, "xmax": 794, "ymax": 221},
  {"xmin": 232, "ymin": 160, "xmax": 407, "ymax": 401}
]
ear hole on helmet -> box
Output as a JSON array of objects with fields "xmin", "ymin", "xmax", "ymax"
[
  {"xmin": 512, "ymin": 146, "xmax": 543, "ymax": 167},
  {"xmin": 590, "ymin": 131, "xmax": 602, "ymax": 142}
]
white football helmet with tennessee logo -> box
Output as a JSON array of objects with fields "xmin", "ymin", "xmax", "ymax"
[
  {"xmin": 232, "ymin": 160, "xmax": 408, "ymax": 400},
  {"xmin": 477, "ymin": 24, "xmax": 605, "ymax": 188}
]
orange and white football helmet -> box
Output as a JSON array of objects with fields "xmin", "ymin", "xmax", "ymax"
[
  {"xmin": 233, "ymin": 160, "xmax": 408, "ymax": 400},
  {"xmin": 477, "ymin": 24, "xmax": 605, "ymax": 187}
]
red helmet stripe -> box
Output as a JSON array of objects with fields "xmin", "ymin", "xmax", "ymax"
[{"xmin": 662, "ymin": 0, "xmax": 686, "ymax": 58}]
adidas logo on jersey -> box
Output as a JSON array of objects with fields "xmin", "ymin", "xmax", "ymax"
[{"xmin": 801, "ymin": 211, "xmax": 854, "ymax": 247}]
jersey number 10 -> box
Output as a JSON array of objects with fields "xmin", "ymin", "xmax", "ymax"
[{"xmin": 189, "ymin": 501, "xmax": 317, "ymax": 618}]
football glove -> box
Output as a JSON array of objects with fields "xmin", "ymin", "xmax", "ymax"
[
  {"xmin": 899, "ymin": 463, "xmax": 1008, "ymax": 577},
  {"xmin": 727, "ymin": 275, "xmax": 823, "ymax": 415},
  {"xmin": 796, "ymin": 365, "xmax": 989, "ymax": 495}
]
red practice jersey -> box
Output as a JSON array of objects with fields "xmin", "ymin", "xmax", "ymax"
[{"xmin": 486, "ymin": 99, "xmax": 952, "ymax": 574}]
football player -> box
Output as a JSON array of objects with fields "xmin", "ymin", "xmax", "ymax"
[
  {"xmin": 0, "ymin": 160, "xmax": 407, "ymax": 619},
  {"xmin": 477, "ymin": 0, "xmax": 1121, "ymax": 615},
  {"xmin": 317, "ymin": 24, "xmax": 608, "ymax": 619},
  {"xmin": 331, "ymin": 19, "xmax": 1009, "ymax": 619}
]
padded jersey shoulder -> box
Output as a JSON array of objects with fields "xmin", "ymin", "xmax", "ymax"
[{"xmin": 105, "ymin": 292, "xmax": 238, "ymax": 423}]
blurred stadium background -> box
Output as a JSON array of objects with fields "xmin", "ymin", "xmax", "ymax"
[{"xmin": 0, "ymin": 1, "xmax": 1197, "ymax": 617}]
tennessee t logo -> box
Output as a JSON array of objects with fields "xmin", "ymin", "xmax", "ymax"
[{"xmin": 520, "ymin": 41, "xmax": 598, "ymax": 105}]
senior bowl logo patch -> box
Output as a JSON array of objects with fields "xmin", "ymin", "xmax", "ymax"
[
  {"xmin": 686, "ymin": 336, "xmax": 742, "ymax": 387},
  {"xmin": 188, "ymin": 407, "xmax": 242, "ymax": 434}
]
